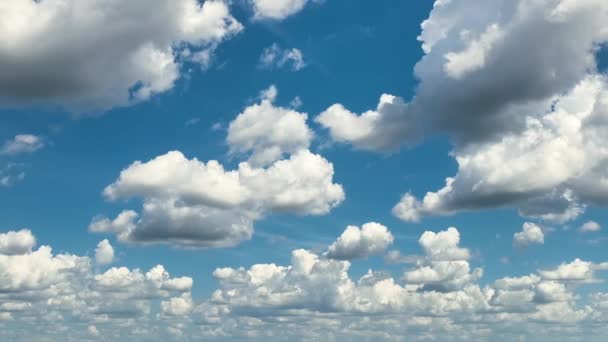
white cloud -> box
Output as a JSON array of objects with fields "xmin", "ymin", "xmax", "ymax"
[
  {"xmin": 513, "ymin": 222, "xmax": 544, "ymax": 248},
  {"xmin": 193, "ymin": 225, "xmax": 608, "ymax": 339},
  {"xmin": 87, "ymin": 325, "xmax": 99, "ymax": 336},
  {"xmin": 94, "ymin": 239, "xmax": 115, "ymax": 266},
  {"xmin": 91, "ymin": 86, "xmax": 343, "ymax": 248},
  {"xmin": 0, "ymin": 229, "xmax": 35, "ymax": 255},
  {"xmin": 318, "ymin": 0, "xmax": 608, "ymax": 221},
  {"xmin": 393, "ymin": 76, "xmax": 608, "ymax": 222},
  {"xmin": 93, "ymin": 149, "xmax": 343, "ymax": 248},
  {"xmin": 539, "ymin": 258, "xmax": 608, "ymax": 282},
  {"xmin": 580, "ymin": 220, "xmax": 602, "ymax": 233},
  {"xmin": 0, "ymin": 0, "xmax": 242, "ymax": 111},
  {"xmin": 0, "ymin": 229, "xmax": 193, "ymax": 341},
  {"xmin": 316, "ymin": 94, "xmax": 419, "ymax": 152},
  {"xmin": 250, "ymin": 0, "xmax": 319, "ymax": 20},
  {"xmin": 259, "ymin": 44, "xmax": 306, "ymax": 71},
  {"xmin": 326, "ymin": 222, "xmax": 394, "ymax": 260},
  {"xmin": 0, "ymin": 163, "xmax": 25, "ymax": 188},
  {"xmin": 0, "ymin": 134, "xmax": 44, "ymax": 155},
  {"xmin": 227, "ymin": 85, "xmax": 313, "ymax": 166}
]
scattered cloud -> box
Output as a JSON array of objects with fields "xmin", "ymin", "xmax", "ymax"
[
  {"xmin": 0, "ymin": 228, "xmax": 193, "ymax": 340},
  {"xmin": 1, "ymin": 134, "xmax": 44, "ymax": 155},
  {"xmin": 95, "ymin": 239, "xmax": 115, "ymax": 266},
  {"xmin": 250, "ymin": 0, "xmax": 321, "ymax": 20},
  {"xmin": 513, "ymin": 222, "xmax": 545, "ymax": 248},
  {"xmin": 580, "ymin": 220, "xmax": 602, "ymax": 233},
  {"xmin": 259, "ymin": 44, "xmax": 306, "ymax": 71},
  {"xmin": 325, "ymin": 222, "xmax": 393, "ymax": 260}
]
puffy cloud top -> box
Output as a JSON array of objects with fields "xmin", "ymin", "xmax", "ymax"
[
  {"xmin": 0, "ymin": 229, "xmax": 36, "ymax": 255},
  {"xmin": 513, "ymin": 222, "xmax": 545, "ymax": 248},
  {"xmin": 326, "ymin": 223, "xmax": 394, "ymax": 260}
]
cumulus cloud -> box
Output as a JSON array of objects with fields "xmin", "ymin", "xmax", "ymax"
[
  {"xmin": 259, "ymin": 44, "xmax": 306, "ymax": 71},
  {"xmin": 91, "ymin": 87, "xmax": 343, "ymax": 248},
  {"xmin": 5, "ymin": 226, "xmax": 608, "ymax": 340},
  {"xmin": 250, "ymin": 0, "xmax": 320, "ymax": 20},
  {"xmin": 513, "ymin": 222, "xmax": 545, "ymax": 248},
  {"xmin": 95, "ymin": 239, "xmax": 115, "ymax": 266},
  {"xmin": 393, "ymin": 76, "xmax": 608, "ymax": 222},
  {"xmin": 0, "ymin": 134, "xmax": 44, "ymax": 155},
  {"xmin": 317, "ymin": 0, "xmax": 608, "ymax": 222},
  {"xmin": 580, "ymin": 220, "xmax": 602, "ymax": 233},
  {"xmin": 0, "ymin": 229, "xmax": 35, "ymax": 255},
  {"xmin": 326, "ymin": 222, "xmax": 393, "ymax": 260},
  {"xmin": 191, "ymin": 225, "xmax": 608, "ymax": 340},
  {"xmin": 539, "ymin": 258, "xmax": 608, "ymax": 282},
  {"xmin": 0, "ymin": 229, "xmax": 193, "ymax": 341},
  {"xmin": 227, "ymin": 85, "xmax": 313, "ymax": 166},
  {"xmin": 0, "ymin": 0, "xmax": 242, "ymax": 111}
]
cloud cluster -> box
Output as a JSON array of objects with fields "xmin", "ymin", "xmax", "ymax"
[
  {"xmin": 0, "ymin": 0, "xmax": 242, "ymax": 111},
  {"xmin": 91, "ymin": 87, "xmax": 344, "ymax": 248},
  {"xmin": 0, "ymin": 229, "xmax": 193, "ymax": 340},
  {"xmin": 227, "ymin": 86, "xmax": 312, "ymax": 166},
  {"xmin": 192, "ymin": 225, "xmax": 608, "ymax": 340},
  {"xmin": 317, "ymin": 0, "xmax": 608, "ymax": 222}
]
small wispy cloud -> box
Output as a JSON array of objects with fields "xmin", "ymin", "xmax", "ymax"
[
  {"xmin": 1, "ymin": 134, "xmax": 44, "ymax": 155},
  {"xmin": 259, "ymin": 43, "xmax": 306, "ymax": 71}
]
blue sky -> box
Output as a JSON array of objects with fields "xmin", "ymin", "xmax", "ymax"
[{"xmin": 2, "ymin": 0, "xmax": 608, "ymax": 341}]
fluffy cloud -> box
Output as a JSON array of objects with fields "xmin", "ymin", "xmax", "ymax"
[
  {"xmin": 580, "ymin": 220, "xmax": 602, "ymax": 233},
  {"xmin": 227, "ymin": 86, "xmax": 312, "ymax": 166},
  {"xmin": 317, "ymin": 0, "xmax": 608, "ymax": 221},
  {"xmin": 0, "ymin": 229, "xmax": 35, "ymax": 255},
  {"xmin": 513, "ymin": 222, "xmax": 545, "ymax": 248},
  {"xmin": 91, "ymin": 88, "xmax": 343, "ymax": 248},
  {"xmin": 316, "ymin": 94, "xmax": 419, "ymax": 151},
  {"xmin": 0, "ymin": 229, "xmax": 193, "ymax": 341},
  {"xmin": 539, "ymin": 258, "xmax": 608, "ymax": 282},
  {"xmin": 5, "ymin": 226, "xmax": 608, "ymax": 340},
  {"xmin": 326, "ymin": 222, "xmax": 393, "ymax": 260},
  {"xmin": 0, "ymin": 134, "xmax": 44, "ymax": 155},
  {"xmin": 191, "ymin": 226, "xmax": 608, "ymax": 340},
  {"xmin": 259, "ymin": 44, "xmax": 306, "ymax": 71},
  {"xmin": 250, "ymin": 0, "xmax": 320, "ymax": 20},
  {"xmin": 95, "ymin": 239, "xmax": 115, "ymax": 266},
  {"xmin": 0, "ymin": 0, "xmax": 242, "ymax": 111},
  {"xmin": 393, "ymin": 75, "xmax": 608, "ymax": 222}
]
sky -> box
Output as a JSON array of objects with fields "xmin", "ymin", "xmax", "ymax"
[{"xmin": 1, "ymin": 0, "xmax": 608, "ymax": 341}]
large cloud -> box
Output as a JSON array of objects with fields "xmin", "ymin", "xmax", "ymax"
[
  {"xmin": 5, "ymin": 226, "xmax": 608, "ymax": 340},
  {"xmin": 317, "ymin": 0, "xmax": 608, "ymax": 222},
  {"xmin": 0, "ymin": 229, "xmax": 194, "ymax": 340},
  {"xmin": 91, "ymin": 87, "xmax": 344, "ymax": 248},
  {"xmin": 91, "ymin": 149, "xmax": 343, "ymax": 248},
  {"xmin": 0, "ymin": 0, "xmax": 242, "ymax": 111},
  {"xmin": 393, "ymin": 76, "xmax": 608, "ymax": 222}
]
